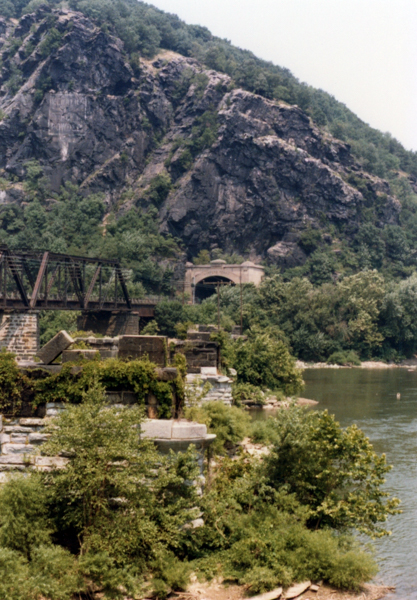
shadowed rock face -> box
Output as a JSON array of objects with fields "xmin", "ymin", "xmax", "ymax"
[{"xmin": 0, "ymin": 7, "xmax": 400, "ymax": 264}]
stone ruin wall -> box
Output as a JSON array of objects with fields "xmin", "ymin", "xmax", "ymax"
[
  {"xmin": 0, "ymin": 399, "xmax": 215, "ymax": 485},
  {"xmin": 0, "ymin": 383, "xmax": 179, "ymax": 482},
  {"xmin": 0, "ymin": 408, "xmax": 68, "ymax": 483}
]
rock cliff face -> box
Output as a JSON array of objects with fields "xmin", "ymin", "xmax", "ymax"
[{"xmin": 0, "ymin": 7, "xmax": 400, "ymax": 263}]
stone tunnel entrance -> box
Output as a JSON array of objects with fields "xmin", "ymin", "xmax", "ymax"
[
  {"xmin": 194, "ymin": 276, "xmax": 235, "ymax": 302},
  {"xmin": 184, "ymin": 259, "xmax": 265, "ymax": 304}
]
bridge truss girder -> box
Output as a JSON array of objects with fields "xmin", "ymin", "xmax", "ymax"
[{"xmin": 0, "ymin": 245, "xmax": 136, "ymax": 312}]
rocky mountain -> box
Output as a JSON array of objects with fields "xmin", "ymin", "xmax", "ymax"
[{"xmin": 0, "ymin": 7, "xmax": 402, "ymax": 266}]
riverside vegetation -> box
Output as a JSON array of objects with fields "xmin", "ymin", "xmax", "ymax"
[
  {"xmin": 0, "ymin": 344, "xmax": 401, "ymax": 597},
  {"xmin": 0, "ymin": 366, "xmax": 400, "ymax": 599}
]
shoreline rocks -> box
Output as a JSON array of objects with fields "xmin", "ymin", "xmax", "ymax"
[{"xmin": 296, "ymin": 359, "xmax": 417, "ymax": 370}]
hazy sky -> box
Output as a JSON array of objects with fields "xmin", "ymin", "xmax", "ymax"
[{"xmin": 148, "ymin": 0, "xmax": 417, "ymax": 151}]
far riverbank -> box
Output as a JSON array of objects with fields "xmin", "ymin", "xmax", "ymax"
[{"xmin": 296, "ymin": 360, "xmax": 417, "ymax": 370}]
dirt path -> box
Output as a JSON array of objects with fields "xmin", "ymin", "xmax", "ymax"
[{"xmin": 174, "ymin": 581, "xmax": 394, "ymax": 600}]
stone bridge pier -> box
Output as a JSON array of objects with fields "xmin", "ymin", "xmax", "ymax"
[
  {"xmin": 0, "ymin": 312, "xmax": 39, "ymax": 361},
  {"xmin": 77, "ymin": 311, "xmax": 141, "ymax": 337}
]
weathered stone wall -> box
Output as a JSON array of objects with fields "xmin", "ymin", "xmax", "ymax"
[
  {"xmin": 170, "ymin": 340, "xmax": 218, "ymax": 373},
  {"xmin": 186, "ymin": 373, "xmax": 233, "ymax": 406},
  {"xmin": 0, "ymin": 406, "xmax": 68, "ymax": 482},
  {"xmin": 118, "ymin": 335, "xmax": 167, "ymax": 366},
  {"xmin": 0, "ymin": 312, "xmax": 39, "ymax": 361}
]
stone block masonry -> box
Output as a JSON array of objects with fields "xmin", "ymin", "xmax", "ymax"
[
  {"xmin": 0, "ymin": 409, "xmax": 68, "ymax": 482},
  {"xmin": 37, "ymin": 330, "xmax": 74, "ymax": 364},
  {"xmin": 0, "ymin": 312, "xmax": 39, "ymax": 361},
  {"xmin": 186, "ymin": 373, "xmax": 233, "ymax": 406},
  {"xmin": 118, "ymin": 336, "xmax": 168, "ymax": 366},
  {"xmin": 170, "ymin": 340, "xmax": 218, "ymax": 373}
]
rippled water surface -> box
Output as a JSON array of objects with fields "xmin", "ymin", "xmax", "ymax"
[{"xmin": 302, "ymin": 368, "xmax": 417, "ymax": 600}]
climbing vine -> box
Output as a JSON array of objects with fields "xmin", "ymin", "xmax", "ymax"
[
  {"xmin": 0, "ymin": 350, "xmax": 29, "ymax": 415},
  {"xmin": 0, "ymin": 353, "xmax": 183, "ymax": 418}
]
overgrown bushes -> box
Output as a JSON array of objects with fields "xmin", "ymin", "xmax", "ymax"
[
  {"xmin": 263, "ymin": 407, "xmax": 401, "ymax": 536},
  {"xmin": 233, "ymin": 330, "xmax": 303, "ymax": 395},
  {"xmin": 185, "ymin": 401, "xmax": 251, "ymax": 454},
  {"xmin": 0, "ymin": 384, "xmax": 200, "ymax": 599},
  {"xmin": 0, "ymin": 352, "xmax": 182, "ymax": 418},
  {"xmin": 0, "ymin": 384, "xmax": 400, "ymax": 596},
  {"xmin": 188, "ymin": 451, "xmax": 382, "ymax": 592}
]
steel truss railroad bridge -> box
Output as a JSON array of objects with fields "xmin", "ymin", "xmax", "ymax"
[{"xmin": 0, "ymin": 245, "xmax": 155, "ymax": 317}]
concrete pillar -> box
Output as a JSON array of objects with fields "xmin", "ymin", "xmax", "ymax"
[
  {"xmin": 0, "ymin": 312, "xmax": 39, "ymax": 361},
  {"xmin": 77, "ymin": 311, "xmax": 139, "ymax": 336}
]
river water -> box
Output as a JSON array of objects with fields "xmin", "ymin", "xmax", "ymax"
[{"xmin": 301, "ymin": 368, "xmax": 417, "ymax": 600}]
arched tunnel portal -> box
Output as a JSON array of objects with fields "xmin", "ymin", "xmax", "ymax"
[{"xmin": 194, "ymin": 275, "xmax": 235, "ymax": 303}]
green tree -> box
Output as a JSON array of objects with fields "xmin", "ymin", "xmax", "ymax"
[
  {"xmin": 380, "ymin": 273, "xmax": 417, "ymax": 357},
  {"xmin": 155, "ymin": 300, "xmax": 185, "ymax": 336},
  {"xmin": 233, "ymin": 329, "xmax": 303, "ymax": 395},
  {"xmin": 193, "ymin": 249, "xmax": 211, "ymax": 265},
  {"xmin": 264, "ymin": 406, "xmax": 401, "ymax": 537},
  {"xmin": 338, "ymin": 270, "xmax": 385, "ymax": 356},
  {"xmin": 42, "ymin": 382, "xmax": 199, "ymax": 561}
]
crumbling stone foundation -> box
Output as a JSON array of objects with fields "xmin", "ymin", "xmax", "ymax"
[{"xmin": 170, "ymin": 340, "xmax": 218, "ymax": 373}]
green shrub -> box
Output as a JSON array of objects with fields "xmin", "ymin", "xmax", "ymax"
[
  {"xmin": 185, "ymin": 401, "xmax": 251, "ymax": 454},
  {"xmin": 29, "ymin": 545, "xmax": 81, "ymax": 600},
  {"xmin": 222, "ymin": 510, "xmax": 377, "ymax": 591},
  {"xmin": 234, "ymin": 331, "xmax": 303, "ymax": 395},
  {"xmin": 0, "ymin": 548, "xmax": 31, "ymax": 600},
  {"xmin": 175, "ymin": 321, "xmax": 194, "ymax": 340},
  {"xmin": 34, "ymin": 357, "xmax": 176, "ymax": 417},
  {"xmin": 250, "ymin": 416, "xmax": 282, "ymax": 445},
  {"xmin": 39, "ymin": 27, "xmax": 62, "ymax": 57},
  {"xmin": 0, "ymin": 474, "xmax": 52, "ymax": 558},
  {"xmin": 232, "ymin": 382, "xmax": 264, "ymax": 406},
  {"xmin": 39, "ymin": 310, "xmax": 79, "ymax": 345},
  {"xmin": 42, "ymin": 382, "xmax": 199, "ymax": 563},
  {"xmin": 145, "ymin": 173, "xmax": 172, "ymax": 207},
  {"xmin": 155, "ymin": 300, "xmax": 185, "ymax": 337},
  {"xmin": 191, "ymin": 456, "xmax": 379, "ymax": 592},
  {"xmin": 150, "ymin": 552, "xmax": 191, "ymax": 598},
  {"xmin": 327, "ymin": 350, "xmax": 361, "ymax": 366},
  {"xmin": 0, "ymin": 384, "xmax": 200, "ymax": 598},
  {"xmin": 193, "ymin": 249, "xmax": 211, "ymax": 265},
  {"xmin": 78, "ymin": 551, "xmax": 139, "ymax": 598},
  {"xmin": 141, "ymin": 319, "xmax": 160, "ymax": 335},
  {"xmin": 264, "ymin": 406, "xmax": 401, "ymax": 536},
  {"xmin": 0, "ymin": 349, "xmax": 29, "ymax": 414},
  {"xmin": 298, "ymin": 228, "xmax": 322, "ymax": 254}
]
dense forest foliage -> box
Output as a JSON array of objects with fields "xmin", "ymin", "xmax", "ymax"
[
  {"xmin": 148, "ymin": 268, "xmax": 417, "ymax": 363},
  {"xmin": 1, "ymin": 0, "xmax": 416, "ymax": 180},
  {"xmin": 0, "ymin": 165, "xmax": 182, "ymax": 297}
]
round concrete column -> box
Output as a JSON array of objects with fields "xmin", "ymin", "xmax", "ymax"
[{"xmin": 140, "ymin": 419, "xmax": 216, "ymax": 478}]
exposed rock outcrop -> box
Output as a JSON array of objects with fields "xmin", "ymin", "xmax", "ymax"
[{"xmin": 0, "ymin": 7, "xmax": 401, "ymax": 263}]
